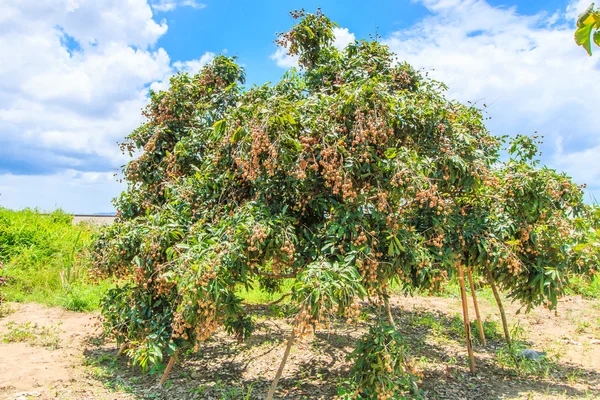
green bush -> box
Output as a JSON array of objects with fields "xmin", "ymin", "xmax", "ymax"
[{"xmin": 339, "ymin": 324, "xmax": 422, "ymax": 400}]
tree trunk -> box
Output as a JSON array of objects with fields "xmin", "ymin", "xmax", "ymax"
[
  {"xmin": 467, "ymin": 266, "xmax": 486, "ymax": 346},
  {"xmin": 458, "ymin": 260, "xmax": 476, "ymax": 374},
  {"xmin": 266, "ymin": 328, "xmax": 296, "ymax": 400},
  {"xmin": 116, "ymin": 342, "xmax": 128, "ymax": 357},
  {"xmin": 484, "ymin": 265, "xmax": 511, "ymax": 347},
  {"xmin": 383, "ymin": 287, "xmax": 396, "ymax": 329}
]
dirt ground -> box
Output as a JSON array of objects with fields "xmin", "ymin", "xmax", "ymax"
[
  {"xmin": 1, "ymin": 292, "xmax": 599, "ymax": 400},
  {"xmin": 0, "ymin": 303, "xmax": 131, "ymax": 400}
]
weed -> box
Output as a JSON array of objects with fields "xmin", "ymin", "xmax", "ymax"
[
  {"xmin": 576, "ymin": 320, "xmax": 591, "ymax": 334},
  {"xmin": 565, "ymin": 368, "xmax": 582, "ymax": 385},
  {"xmin": 1, "ymin": 321, "xmax": 62, "ymax": 349},
  {"xmin": 449, "ymin": 314, "xmax": 465, "ymax": 338},
  {"xmin": 473, "ymin": 319, "xmax": 501, "ymax": 342},
  {"xmin": 0, "ymin": 302, "xmax": 16, "ymax": 317},
  {"xmin": 497, "ymin": 341, "xmax": 552, "ymax": 378},
  {"xmin": 415, "ymin": 312, "xmax": 445, "ymax": 336}
]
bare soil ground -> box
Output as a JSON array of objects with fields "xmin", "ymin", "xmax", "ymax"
[
  {"xmin": 1, "ymin": 292, "xmax": 599, "ymax": 400},
  {"xmin": 0, "ymin": 303, "xmax": 132, "ymax": 400}
]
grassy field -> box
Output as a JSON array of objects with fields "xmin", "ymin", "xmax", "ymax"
[{"xmin": 0, "ymin": 208, "xmax": 113, "ymax": 311}]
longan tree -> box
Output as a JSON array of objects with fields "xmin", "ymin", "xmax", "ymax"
[{"xmin": 91, "ymin": 10, "xmax": 591, "ymax": 398}]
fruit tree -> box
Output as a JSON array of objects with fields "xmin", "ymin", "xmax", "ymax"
[{"xmin": 91, "ymin": 10, "xmax": 592, "ymax": 399}]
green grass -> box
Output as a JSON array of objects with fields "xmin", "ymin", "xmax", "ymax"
[
  {"xmin": 566, "ymin": 274, "xmax": 600, "ymax": 299},
  {"xmin": 0, "ymin": 208, "xmax": 113, "ymax": 311},
  {"xmin": 237, "ymin": 278, "xmax": 295, "ymax": 304}
]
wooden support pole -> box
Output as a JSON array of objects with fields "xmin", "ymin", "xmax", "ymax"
[
  {"xmin": 458, "ymin": 260, "xmax": 476, "ymax": 374},
  {"xmin": 266, "ymin": 328, "xmax": 296, "ymax": 400},
  {"xmin": 484, "ymin": 265, "xmax": 511, "ymax": 347},
  {"xmin": 467, "ymin": 266, "xmax": 486, "ymax": 346},
  {"xmin": 160, "ymin": 352, "xmax": 178, "ymax": 387}
]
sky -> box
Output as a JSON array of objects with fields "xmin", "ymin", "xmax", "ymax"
[{"xmin": 0, "ymin": 0, "xmax": 598, "ymax": 213}]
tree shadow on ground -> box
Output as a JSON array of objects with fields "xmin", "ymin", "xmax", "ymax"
[{"xmin": 82, "ymin": 304, "xmax": 600, "ymax": 399}]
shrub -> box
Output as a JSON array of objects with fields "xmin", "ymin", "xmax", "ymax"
[{"xmin": 339, "ymin": 324, "xmax": 422, "ymax": 400}]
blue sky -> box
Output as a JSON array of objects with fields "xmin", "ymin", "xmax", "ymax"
[{"xmin": 0, "ymin": 0, "xmax": 598, "ymax": 213}]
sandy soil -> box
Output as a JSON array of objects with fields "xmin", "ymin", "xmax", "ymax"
[
  {"xmin": 1, "ymin": 293, "xmax": 599, "ymax": 400},
  {"xmin": 0, "ymin": 304, "xmax": 131, "ymax": 400}
]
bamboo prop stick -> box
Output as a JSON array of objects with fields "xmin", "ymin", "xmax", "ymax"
[
  {"xmin": 266, "ymin": 328, "xmax": 297, "ymax": 400},
  {"xmin": 160, "ymin": 351, "xmax": 178, "ymax": 387},
  {"xmin": 458, "ymin": 260, "xmax": 476, "ymax": 374},
  {"xmin": 467, "ymin": 266, "xmax": 486, "ymax": 346},
  {"xmin": 484, "ymin": 265, "xmax": 511, "ymax": 347}
]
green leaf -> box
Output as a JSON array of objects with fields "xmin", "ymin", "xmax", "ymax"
[
  {"xmin": 388, "ymin": 240, "xmax": 395, "ymax": 256},
  {"xmin": 575, "ymin": 23, "xmax": 594, "ymax": 56},
  {"xmin": 231, "ymin": 127, "xmax": 245, "ymax": 143},
  {"xmin": 213, "ymin": 119, "xmax": 226, "ymax": 136}
]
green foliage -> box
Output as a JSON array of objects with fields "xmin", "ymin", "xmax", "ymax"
[
  {"xmin": 0, "ymin": 208, "xmax": 111, "ymax": 311},
  {"xmin": 575, "ymin": 3, "xmax": 600, "ymax": 56},
  {"xmin": 292, "ymin": 261, "xmax": 366, "ymax": 332},
  {"xmin": 339, "ymin": 324, "xmax": 422, "ymax": 400},
  {"xmin": 91, "ymin": 9, "xmax": 591, "ymax": 385},
  {"xmin": 0, "ymin": 262, "xmax": 6, "ymax": 308},
  {"xmin": 476, "ymin": 135, "xmax": 590, "ymax": 311}
]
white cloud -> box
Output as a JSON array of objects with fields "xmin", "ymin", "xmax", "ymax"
[
  {"xmin": 566, "ymin": 0, "xmax": 591, "ymax": 21},
  {"xmin": 271, "ymin": 47, "xmax": 299, "ymax": 69},
  {"xmin": 0, "ymin": 170, "xmax": 122, "ymax": 213},
  {"xmin": 271, "ymin": 27, "xmax": 356, "ymax": 68},
  {"xmin": 0, "ymin": 0, "xmax": 213, "ymax": 212},
  {"xmin": 0, "ymin": 0, "xmax": 168, "ymax": 49},
  {"xmin": 151, "ymin": 0, "xmax": 206, "ymax": 12},
  {"xmin": 332, "ymin": 27, "xmax": 356, "ymax": 49},
  {"xmin": 173, "ymin": 52, "xmax": 216, "ymax": 74},
  {"xmin": 383, "ymin": 0, "xmax": 600, "ymax": 197}
]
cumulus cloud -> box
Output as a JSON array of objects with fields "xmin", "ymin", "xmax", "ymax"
[
  {"xmin": 566, "ymin": 0, "xmax": 592, "ymax": 20},
  {"xmin": 0, "ymin": 0, "xmax": 212, "ymax": 212},
  {"xmin": 332, "ymin": 27, "xmax": 356, "ymax": 49},
  {"xmin": 271, "ymin": 27, "xmax": 356, "ymax": 68},
  {"xmin": 151, "ymin": 0, "xmax": 206, "ymax": 12},
  {"xmin": 173, "ymin": 52, "xmax": 216, "ymax": 74},
  {"xmin": 0, "ymin": 171, "xmax": 122, "ymax": 213},
  {"xmin": 382, "ymin": 0, "xmax": 600, "ymax": 198}
]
